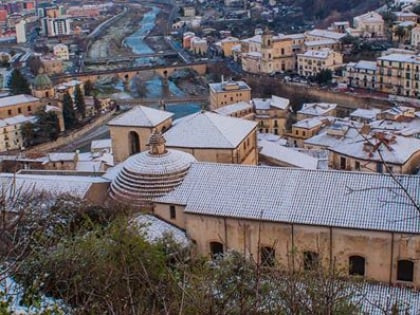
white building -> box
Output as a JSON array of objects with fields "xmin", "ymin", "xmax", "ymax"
[
  {"xmin": 353, "ymin": 11, "xmax": 385, "ymax": 38},
  {"xmin": 53, "ymin": 43, "xmax": 69, "ymax": 60},
  {"xmin": 15, "ymin": 19, "xmax": 26, "ymax": 43}
]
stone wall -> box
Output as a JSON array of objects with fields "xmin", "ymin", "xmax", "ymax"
[{"xmin": 27, "ymin": 110, "xmax": 115, "ymax": 153}]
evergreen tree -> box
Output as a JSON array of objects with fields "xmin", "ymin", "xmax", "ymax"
[
  {"xmin": 83, "ymin": 80, "xmax": 94, "ymax": 96},
  {"xmin": 74, "ymin": 84, "xmax": 86, "ymax": 119},
  {"xmin": 62, "ymin": 92, "xmax": 77, "ymax": 130},
  {"xmin": 8, "ymin": 69, "xmax": 31, "ymax": 95},
  {"xmin": 35, "ymin": 110, "xmax": 60, "ymax": 141}
]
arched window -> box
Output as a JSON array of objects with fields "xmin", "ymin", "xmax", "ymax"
[
  {"xmin": 349, "ymin": 256, "xmax": 365, "ymax": 276},
  {"xmin": 261, "ymin": 246, "xmax": 275, "ymax": 267},
  {"xmin": 303, "ymin": 251, "xmax": 319, "ymax": 270},
  {"xmin": 129, "ymin": 131, "xmax": 140, "ymax": 155},
  {"xmin": 397, "ymin": 260, "xmax": 414, "ymax": 282},
  {"xmin": 210, "ymin": 241, "xmax": 224, "ymax": 259}
]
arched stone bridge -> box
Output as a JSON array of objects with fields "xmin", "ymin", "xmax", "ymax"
[{"xmin": 52, "ymin": 62, "xmax": 207, "ymax": 84}]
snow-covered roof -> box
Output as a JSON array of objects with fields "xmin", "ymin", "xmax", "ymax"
[
  {"xmin": 214, "ymin": 101, "xmax": 252, "ymax": 116},
  {"xmin": 253, "ymin": 95, "xmax": 290, "ymax": 111},
  {"xmin": 48, "ymin": 152, "xmax": 76, "ymax": 162},
  {"xmin": 353, "ymin": 60, "xmax": 377, "ymax": 71},
  {"xmin": 354, "ymin": 11, "xmax": 384, "ymax": 23},
  {"xmin": 108, "ymin": 106, "xmax": 174, "ymax": 128},
  {"xmin": 0, "ymin": 94, "xmax": 39, "ymax": 108},
  {"xmin": 330, "ymin": 133, "xmax": 420, "ymax": 165},
  {"xmin": 257, "ymin": 132, "xmax": 288, "ymax": 146},
  {"xmin": 378, "ymin": 53, "xmax": 420, "ymax": 64},
  {"xmin": 304, "ymin": 125, "xmax": 363, "ymax": 148},
  {"xmin": 2, "ymin": 114, "xmax": 36, "ymax": 125},
  {"xmin": 350, "ymin": 108, "xmax": 381, "ymax": 121},
  {"xmin": 156, "ymin": 163, "xmax": 420, "ymax": 234},
  {"xmin": 294, "ymin": 116, "xmax": 335, "ymax": 129},
  {"xmin": 131, "ymin": 214, "xmax": 189, "ymax": 246},
  {"xmin": 304, "ymin": 39, "xmax": 337, "ymax": 47},
  {"xmin": 298, "ymin": 102, "xmax": 337, "ymax": 117},
  {"xmin": 306, "ymin": 29, "xmax": 346, "ymax": 40},
  {"xmin": 0, "ymin": 173, "xmax": 108, "ymax": 199},
  {"xmin": 91, "ymin": 138, "xmax": 112, "ymax": 151},
  {"xmin": 209, "ymin": 80, "xmax": 251, "ymax": 93},
  {"xmin": 298, "ymin": 48, "xmax": 334, "ymax": 59},
  {"xmin": 259, "ymin": 140, "xmax": 318, "ymax": 169},
  {"xmin": 164, "ymin": 111, "xmax": 257, "ymax": 149}
]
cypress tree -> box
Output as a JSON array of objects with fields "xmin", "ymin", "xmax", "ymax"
[
  {"xmin": 8, "ymin": 69, "xmax": 31, "ymax": 95},
  {"xmin": 74, "ymin": 84, "xmax": 86, "ymax": 119},
  {"xmin": 62, "ymin": 92, "xmax": 76, "ymax": 130}
]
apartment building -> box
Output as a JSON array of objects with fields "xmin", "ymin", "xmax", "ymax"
[{"xmin": 297, "ymin": 48, "xmax": 343, "ymax": 77}]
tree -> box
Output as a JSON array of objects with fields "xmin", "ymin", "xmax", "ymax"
[
  {"xmin": 413, "ymin": 4, "xmax": 420, "ymax": 15},
  {"xmin": 394, "ymin": 25, "xmax": 406, "ymax": 43},
  {"xmin": 34, "ymin": 110, "xmax": 60, "ymax": 142},
  {"xmin": 83, "ymin": 80, "xmax": 94, "ymax": 96},
  {"xmin": 26, "ymin": 56, "xmax": 42, "ymax": 76},
  {"xmin": 313, "ymin": 69, "xmax": 333, "ymax": 85},
  {"xmin": 62, "ymin": 92, "xmax": 77, "ymax": 130},
  {"xmin": 8, "ymin": 69, "xmax": 31, "ymax": 95},
  {"xmin": 74, "ymin": 84, "xmax": 86, "ymax": 119},
  {"xmin": 21, "ymin": 122, "xmax": 35, "ymax": 147}
]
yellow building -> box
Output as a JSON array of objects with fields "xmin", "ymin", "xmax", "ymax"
[
  {"xmin": 0, "ymin": 115, "xmax": 36, "ymax": 151},
  {"xmin": 0, "ymin": 94, "xmax": 42, "ymax": 118},
  {"xmin": 153, "ymin": 163, "xmax": 420, "ymax": 287},
  {"xmin": 241, "ymin": 30, "xmax": 294, "ymax": 74},
  {"xmin": 376, "ymin": 53, "xmax": 420, "ymax": 96},
  {"xmin": 217, "ymin": 37, "xmax": 240, "ymax": 57},
  {"xmin": 353, "ymin": 11, "xmax": 385, "ymax": 38},
  {"xmin": 296, "ymin": 102, "xmax": 337, "ymax": 121},
  {"xmin": 345, "ymin": 60, "xmax": 377, "ymax": 89},
  {"xmin": 209, "ymin": 80, "xmax": 251, "ymax": 109},
  {"xmin": 163, "ymin": 111, "xmax": 258, "ymax": 165},
  {"xmin": 252, "ymin": 95, "xmax": 290, "ymax": 135},
  {"xmin": 289, "ymin": 116, "xmax": 335, "ymax": 147},
  {"xmin": 297, "ymin": 48, "xmax": 343, "ymax": 77},
  {"xmin": 108, "ymin": 106, "xmax": 174, "ymax": 163}
]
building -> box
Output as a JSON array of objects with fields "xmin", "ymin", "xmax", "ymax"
[
  {"xmin": 376, "ymin": 53, "xmax": 420, "ymax": 96},
  {"xmin": 252, "ymin": 95, "xmax": 290, "ymax": 135},
  {"xmin": 209, "ymin": 79, "xmax": 251, "ymax": 109},
  {"xmin": 329, "ymin": 132, "xmax": 420, "ymax": 174},
  {"xmin": 394, "ymin": 11, "xmax": 418, "ymax": 22},
  {"xmin": 217, "ymin": 37, "xmax": 240, "ymax": 57},
  {"xmin": 43, "ymin": 16, "xmax": 71, "ymax": 37},
  {"xmin": 345, "ymin": 60, "xmax": 377, "ymax": 89},
  {"xmin": 305, "ymin": 29, "xmax": 346, "ymax": 43},
  {"xmin": 40, "ymin": 56, "xmax": 63, "ymax": 75},
  {"xmin": 353, "ymin": 11, "xmax": 385, "ymax": 38},
  {"xmin": 240, "ymin": 30, "xmax": 294, "ymax": 74},
  {"xmin": 15, "ymin": 19, "xmax": 26, "ymax": 43},
  {"xmin": 213, "ymin": 101, "xmax": 254, "ymax": 120},
  {"xmin": 297, "ymin": 103, "xmax": 337, "ymax": 121},
  {"xmin": 0, "ymin": 94, "xmax": 42, "ymax": 118},
  {"xmin": 411, "ymin": 26, "xmax": 420, "ymax": 49},
  {"xmin": 153, "ymin": 162, "xmax": 420, "ymax": 287},
  {"xmin": 108, "ymin": 106, "xmax": 174, "ymax": 163},
  {"xmin": 53, "ymin": 43, "xmax": 69, "ymax": 60},
  {"xmin": 163, "ymin": 111, "xmax": 258, "ymax": 165},
  {"xmin": 190, "ymin": 37, "xmax": 208, "ymax": 55},
  {"xmin": 297, "ymin": 49, "xmax": 343, "ymax": 77},
  {"xmin": 289, "ymin": 116, "xmax": 335, "ymax": 147},
  {"xmin": 0, "ymin": 114, "xmax": 36, "ymax": 151},
  {"xmin": 32, "ymin": 70, "xmax": 54, "ymax": 98}
]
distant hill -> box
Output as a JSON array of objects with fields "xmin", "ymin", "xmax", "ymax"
[{"xmin": 296, "ymin": 0, "xmax": 386, "ymax": 27}]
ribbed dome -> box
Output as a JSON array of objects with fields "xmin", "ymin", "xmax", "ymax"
[
  {"xmin": 109, "ymin": 149, "xmax": 196, "ymax": 207},
  {"xmin": 33, "ymin": 70, "xmax": 52, "ymax": 90}
]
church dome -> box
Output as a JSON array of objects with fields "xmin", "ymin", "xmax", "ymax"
[
  {"xmin": 33, "ymin": 69, "xmax": 53, "ymax": 91},
  {"xmin": 109, "ymin": 132, "xmax": 196, "ymax": 206}
]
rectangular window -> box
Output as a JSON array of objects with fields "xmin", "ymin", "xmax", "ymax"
[
  {"xmin": 340, "ymin": 157, "xmax": 346, "ymax": 170},
  {"xmin": 170, "ymin": 205, "xmax": 176, "ymax": 219},
  {"xmin": 18, "ymin": 108, "xmax": 21, "ymax": 114},
  {"xmin": 355, "ymin": 161, "xmax": 360, "ymax": 171},
  {"xmin": 7, "ymin": 110, "xmax": 11, "ymax": 116}
]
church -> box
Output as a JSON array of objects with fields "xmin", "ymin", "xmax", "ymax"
[{"xmin": 4, "ymin": 105, "xmax": 420, "ymax": 289}]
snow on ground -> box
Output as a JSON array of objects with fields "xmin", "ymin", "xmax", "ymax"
[{"xmin": 131, "ymin": 214, "xmax": 189, "ymax": 246}]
